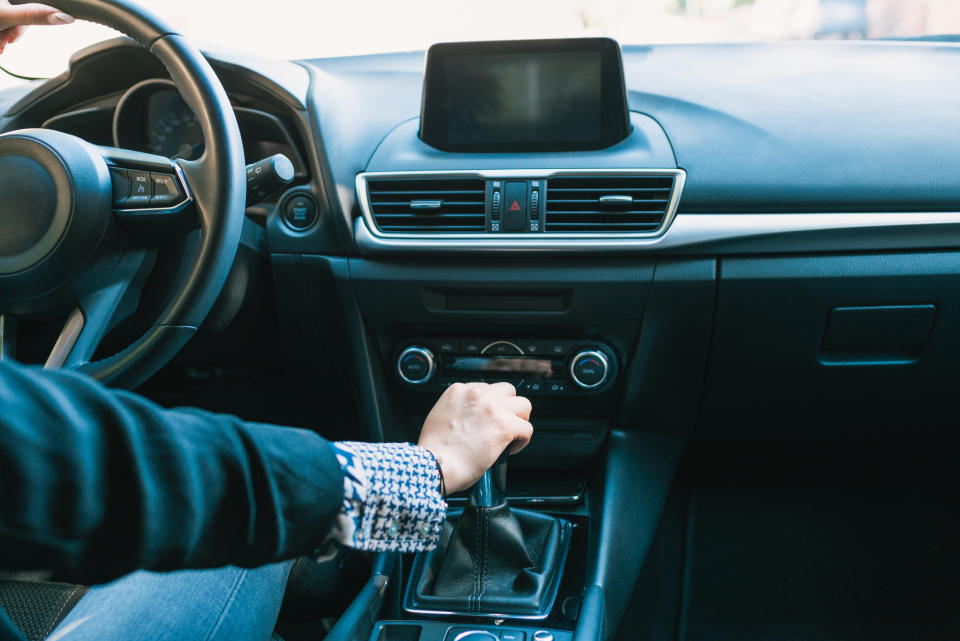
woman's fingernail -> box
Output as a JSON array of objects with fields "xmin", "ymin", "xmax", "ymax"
[{"xmin": 51, "ymin": 12, "xmax": 75, "ymax": 24}]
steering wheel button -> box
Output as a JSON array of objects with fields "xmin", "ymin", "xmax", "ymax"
[
  {"xmin": 128, "ymin": 170, "xmax": 153, "ymax": 197},
  {"xmin": 109, "ymin": 168, "xmax": 131, "ymax": 206},
  {"xmin": 125, "ymin": 194, "xmax": 152, "ymax": 207},
  {"xmin": 151, "ymin": 173, "xmax": 183, "ymax": 207}
]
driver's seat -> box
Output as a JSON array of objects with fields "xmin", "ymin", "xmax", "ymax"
[{"xmin": 0, "ymin": 579, "xmax": 88, "ymax": 641}]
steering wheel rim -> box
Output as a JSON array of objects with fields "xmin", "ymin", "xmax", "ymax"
[{"xmin": 2, "ymin": 0, "xmax": 245, "ymax": 389}]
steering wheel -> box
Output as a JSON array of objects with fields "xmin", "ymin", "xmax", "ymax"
[{"xmin": 0, "ymin": 0, "xmax": 245, "ymax": 388}]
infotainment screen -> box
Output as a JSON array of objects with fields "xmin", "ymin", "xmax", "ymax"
[{"xmin": 420, "ymin": 38, "xmax": 630, "ymax": 152}]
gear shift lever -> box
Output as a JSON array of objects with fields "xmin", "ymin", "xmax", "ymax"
[
  {"xmin": 405, "ymin": 450, "xmax": 571, "ymax": 617},
  {"xmin": 472, "ymin": 452, "xmax": 508, "ymax": 507}
]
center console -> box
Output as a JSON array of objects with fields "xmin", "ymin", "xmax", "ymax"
[
  {"xmin": 288, "ymin": 249, "xmax": 711, "ymax": 641},
  {"xmin": 268, "ymin": 34, "xmax": 719, "ymax": 641}
]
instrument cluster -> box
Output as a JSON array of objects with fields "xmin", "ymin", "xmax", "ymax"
[{"xmin": 112, "ymin": 79, "xmax": 305, "ymax": 174}]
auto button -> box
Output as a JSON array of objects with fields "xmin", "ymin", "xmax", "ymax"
[{"xmin": 397, "ymin": 346, "xmax": 436, "ymax": 385}]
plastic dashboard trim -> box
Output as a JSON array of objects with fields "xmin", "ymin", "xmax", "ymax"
[{"xmin": 353, "ymin": 209, "xmax": 960, "ymax": 255}]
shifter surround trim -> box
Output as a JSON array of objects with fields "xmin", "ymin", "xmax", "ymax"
[{"xmin": 402, "ymin": 514, "xmax": 573, "ymax": 620}]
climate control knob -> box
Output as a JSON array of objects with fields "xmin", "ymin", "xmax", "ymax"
[
  {"xmin": 569, "ymin": 350, "xmax": 610, "ymax": 389},
  {"xmin": 397, "ymin": 346, "xmax": 436, "ymax": 385}
]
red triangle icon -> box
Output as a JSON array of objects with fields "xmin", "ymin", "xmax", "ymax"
[{"xmin": 509, "ymin": 200, "xmax": 521, "ymax": 211}]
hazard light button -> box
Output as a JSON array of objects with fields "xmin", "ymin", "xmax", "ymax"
[{"xmin": 503, "ymin": 181, "xmax": 527, "ymax": 231}]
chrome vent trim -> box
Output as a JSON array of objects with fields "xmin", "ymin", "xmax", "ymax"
[{"xmin": 356, "ymin": 168, "xmax": 686, "ymax": 241}]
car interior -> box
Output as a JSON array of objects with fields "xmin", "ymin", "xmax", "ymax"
[{"xmin": 1, "ymin": 0, "xmax": 959, "ymax": 640}]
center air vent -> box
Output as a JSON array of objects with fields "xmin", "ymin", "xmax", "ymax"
[
  {"xmin": 544, "ymin": 175, "xmax": 676, "ymax": 233},
  {"xmin": 367, "ymin": 178, "xmax": 486, "ymax": 233}
]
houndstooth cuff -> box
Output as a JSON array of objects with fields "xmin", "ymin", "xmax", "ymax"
[{"xmin": 326, "ymin": 441, "xmax": 447, "ymax": 553}]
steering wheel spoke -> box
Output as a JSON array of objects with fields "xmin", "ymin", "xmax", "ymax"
[
  {"xmin": 44, "ymin": 249, "xmax": 152, "ymax": 371},
  {"xmin": 99, "ymin": 146, "xmax": 198, "ymax": 240}
]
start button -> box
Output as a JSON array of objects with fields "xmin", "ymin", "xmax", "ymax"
[{"xmin": 283, "ymin": 193, "xmax": 318, "ymax": 230}]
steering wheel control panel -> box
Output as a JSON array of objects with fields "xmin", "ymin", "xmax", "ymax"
[{"xmin": 394, "ymin": 338, "xmax": 617, "ymax": 396}]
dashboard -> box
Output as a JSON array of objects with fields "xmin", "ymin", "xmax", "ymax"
[
  {"xmin": 3, "ymin": 34, "xmax": 960, "ymax": 639},
  {"xmin": 2, "ymin": 35, "xmax": 960, "ymax": 440}
]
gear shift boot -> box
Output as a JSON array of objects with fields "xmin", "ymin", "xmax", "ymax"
[{"xmin": 405, "ymin": 461, "xmax": 571, "ymax": 617}]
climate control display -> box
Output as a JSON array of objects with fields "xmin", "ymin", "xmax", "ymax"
[{"xmin": 394, "ymin": 338, "xmax": 616, "ymax": 396}]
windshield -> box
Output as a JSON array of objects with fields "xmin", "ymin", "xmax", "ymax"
[{"xmin": 2, "ymin": 0, "xmax": 959, "ymax": 89}]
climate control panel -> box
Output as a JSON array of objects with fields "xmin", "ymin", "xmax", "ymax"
[{"xmin": 393, "ymin": 338, "xmax": 617, "ymax": 396}]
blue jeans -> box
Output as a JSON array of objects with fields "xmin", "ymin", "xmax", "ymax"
[{"xmin": 46, "ymin": 561, "xmax": 293, "ymax": 641}]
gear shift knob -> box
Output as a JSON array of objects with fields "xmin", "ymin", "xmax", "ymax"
[{"xmin": 471, "ymin": 451, "xmax": 508, "ymax": 507}]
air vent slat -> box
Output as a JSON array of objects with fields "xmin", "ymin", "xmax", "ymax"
[
  {"xmin": 547, "ymin": 214, "xmax": 664, "ymax": 221},
  {"xmin": 373, "ymin": 213, "xmax": 482, "ymax": 220},
  {"xmin": 368, "ymin": 178, "xmax": 486, "ymax": 234},
  {"xmin": 371, "ymin": 190, "xmax": 482, "ymax": 196},
  {"xmin": 378, "ymin": 225, "xmax": 486, "ymax": 232},
  {"xmin": 548, "ymin": 188, "xmax": 672, "ymax": 193},
  {"xmin": 371, "ymin": 200, "xmax": 485, "ymax": 207},
  {"xmin": 544, "ymin": 175, "xmax": 676, "ymax": 234},
  {"xmin": 550, "ymin": 208, "xmax": 663, "ymax": 217},
  {"xmin": 547, "ymin": 198, "xmax": 670, "ymax": 204},
  {"xmin": 546, "ymin": 223, "xmax": 662, "ymax": 231}
]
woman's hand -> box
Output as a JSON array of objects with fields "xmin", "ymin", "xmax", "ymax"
[
  {"xmin": 417, "ymin": 382, "xmax": 533, "ymax": 494},
  {"xmin": 0, "ymin": 1, "xmax": 73, "ymax": 54}
]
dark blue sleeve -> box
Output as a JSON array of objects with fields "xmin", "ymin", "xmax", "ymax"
[{"xmin": 0, "ymin": 360, "xmax": 345, "ymax": 584}]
